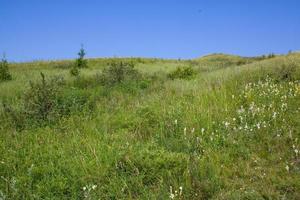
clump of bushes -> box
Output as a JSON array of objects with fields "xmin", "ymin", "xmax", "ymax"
[
  {"xmin": 23, "ymin": 73, "xmax": 63, "ymax": 124},
  {"xmin": 100, "ymin": 61, "xmax": 141, "ymax": 86},
  {"xmin": 0, "ymin": 54, "xmax": 12, "ymax": 81},
  {"xmin": 2, "ymin": 73, "xmax": 93, "ymax": 130},
  {"xmin": 168, "ymin": 66, "xmax": 196, "ymax": 80},
  {"xmin": 70, "ymin": 61, "xmax": 150, "ymax": 94}
]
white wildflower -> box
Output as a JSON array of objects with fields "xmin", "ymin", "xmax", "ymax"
[
  {"xmin": 201, "ymin": 128, "xmax": 205, "ymax": 134},
  {"xmin": 256, "ymin": 123, "xmax": 261, "ymax": 129},
  {"xmin": 285, "ymin": 165, "xmax": 289, "ymax": 172},
  {"xmin": 224, "ymin": 122, "xmax": 230, "ymax": 128}
]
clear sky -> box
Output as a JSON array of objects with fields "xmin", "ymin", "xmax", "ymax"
[{"xmin": 1, "ymin": 0, "xmax": 299, "ymax": 61}]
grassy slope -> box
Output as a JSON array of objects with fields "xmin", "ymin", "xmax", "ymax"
[{"xmin": 0, "ymin": 53, "xmax": 300, "ymax": 199}]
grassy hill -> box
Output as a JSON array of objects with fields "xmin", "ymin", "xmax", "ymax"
[{"xmin": 0, "ymin": 53, "xmax": 300, "ymax": 199}]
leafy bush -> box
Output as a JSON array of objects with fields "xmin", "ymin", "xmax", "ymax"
[
  {"xmin": 2, "ymin": 73, "xmax": 93, "ymax": 129},
  {"xmin": 100, "ymin": 61, "xmax": 141, "ymax": 86},
  {"xmin": 22, "ymin": 73, "xmax": 64, "ymax": 125},
  {"xmin": 0, "ymin": 54, "xmax": 12, "ymax": 81},
  {"xmin": 168, "ymin": 66, "xmax": 196, "ymax": 80}
]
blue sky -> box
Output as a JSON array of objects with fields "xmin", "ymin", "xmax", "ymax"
[{"xmin": 0, "ymin": 0, "xmax": 299, "ymax": 61}]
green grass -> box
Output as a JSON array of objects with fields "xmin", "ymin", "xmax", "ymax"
[{"xmin": 0, "ymin": 53, "xmax": 300, "ymax": 199}]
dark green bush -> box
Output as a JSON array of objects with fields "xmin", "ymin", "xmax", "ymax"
[
  {"xmin": 0, "ymin": 55, "xmax": 12, "ymax": 81},
  {"xmin": 100, "ymin": 61, "xmax": 141, "ymax": 86},
  {"xmin": 2, "ymin": 73, "xmax": 93, "ymax": 129},
  {"xmin": 168, "ymin": 66, "xmax": 196, "ymax": 80},
  {"xmin": 22, "ymin": 73, "xmax": 64, "ymax": 125}
]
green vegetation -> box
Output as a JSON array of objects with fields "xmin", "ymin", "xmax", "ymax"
[
  {"xmin": 0, "ymin": 54, "xmax": 12, "ymax": 82},
  {"xmin": 0, "ymin": 53, "xmax": 300, "ymax": 199},
  {"xmin": 70, "ymin": 46, "xmax": 88, "ymax": 76},
  {"xmin": 168, "ymin": 66, "xmax": 196, "ymax": 80}
]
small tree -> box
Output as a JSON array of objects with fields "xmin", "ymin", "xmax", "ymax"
[
  {"xmin": 76, "ymin": 45, "xmax": 88, "ymax": 69},
  {"xmin": 70, "ymin": 45, "xmax": 88, "ymax": 76},
  {"xmin": 0, "ymin": 54, "xmax": 12, "ymax": 81}
]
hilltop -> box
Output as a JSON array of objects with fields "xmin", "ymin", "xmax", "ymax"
[{"xmin": 0, "ymin": 52, "xmax": 300, "ymax": 199}]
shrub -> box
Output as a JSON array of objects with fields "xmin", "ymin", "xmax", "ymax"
[
  {"xmin": 100, "ymin": 61, "xmax": 141, "ymax": 86},
  {"xmin": 23, "ymin": 73, "xmax": 64, "ymax": 125},
  {"xmin": 2, "ymin": 73, "xmax": 93, "ymax": 129},
  {"xmin": 168, "ymin": 66, "xmax": 196, "ymax": 80},
  {"xmin": 0, "ymin": 54, "xmax": 12, "ymax": 81}
]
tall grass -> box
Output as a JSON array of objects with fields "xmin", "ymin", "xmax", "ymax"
[{"xmin": 0, "ymin": 53, "xmax": 300, "ymax": 199}]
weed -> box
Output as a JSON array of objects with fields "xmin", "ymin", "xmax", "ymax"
[
  {"xmin": 2, "ymin": 73, "xmax": 93, "ymax": 129},
  {"xmin": 0, "ymin": 54, "xmax": 12, "ymax": 82},
  {"xmin": 168, "ymin": 66, "xmax": 196, "ymax": 80},
  {"xmin": 100, "ymin": 61, "xmax": 141, "ymax": 86}
]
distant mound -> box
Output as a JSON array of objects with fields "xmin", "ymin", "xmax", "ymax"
[
  {"xmin": 197, "ymin": 53, "xmax": 254, "ymax": 66},
  {"xmin": 191, "ymin": 53, "xmax": 275, "ymax": 72}
]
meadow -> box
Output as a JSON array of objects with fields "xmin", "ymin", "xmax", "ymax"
[{"xmin": 0, "ymin": 52, "xmax": 300, "ymax": 199}]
